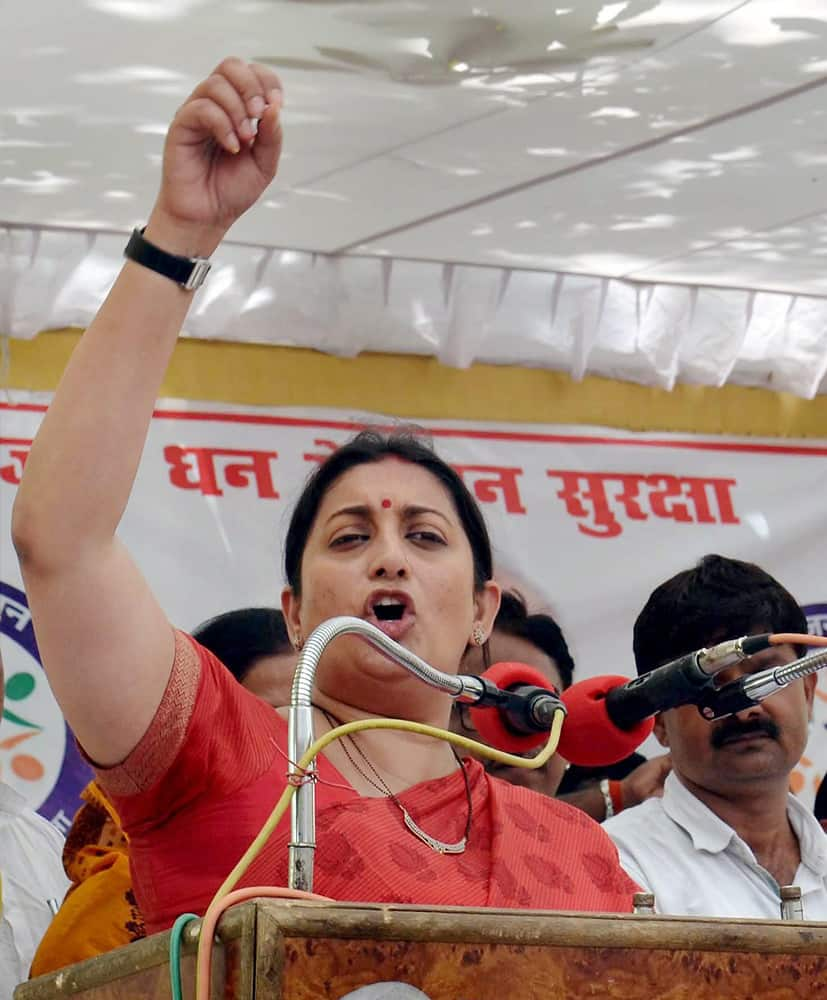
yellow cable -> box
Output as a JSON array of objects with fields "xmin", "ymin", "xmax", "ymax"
[
  {"xmin": 213, "ymin": 711, "xmax": 565, "ymax": 903},
  {"xmin": 195, "ymin": 709, "xmax": 565, "ymax": 996}
]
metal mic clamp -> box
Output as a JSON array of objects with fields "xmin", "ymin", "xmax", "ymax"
[{"xmin": 697, "ymin": 646, "xmax": 827, "ymax": 722}]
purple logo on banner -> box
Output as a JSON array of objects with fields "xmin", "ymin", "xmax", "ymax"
[
  {"xmin": 0, "ymin": 581, "xmax": 92, "ymax": 834},
  {"xmin": 804, "ymin": 603, "xmax": 827, "ymax": 638}
]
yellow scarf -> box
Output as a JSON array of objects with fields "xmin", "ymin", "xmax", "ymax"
[{"xmin": 29, "ymin": 781, "xmax": 145, "ymax": 976}]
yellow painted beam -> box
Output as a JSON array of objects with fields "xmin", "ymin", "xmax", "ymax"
[{"xmin": 5, "ymin": 328, "xmax": 826, "ymax": 438}]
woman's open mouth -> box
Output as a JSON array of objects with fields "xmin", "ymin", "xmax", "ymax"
[{"xmin": 363, "ymin": 590, "xmax": 416, "ymax": 641}]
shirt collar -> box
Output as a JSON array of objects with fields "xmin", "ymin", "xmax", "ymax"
[
  {"xmin": 662, "ymin": 771, "xmax": 827, "ymax": 872},
  {"xmin": 661, "ymin": 771, "xmax": 738, "ymax": 853}
]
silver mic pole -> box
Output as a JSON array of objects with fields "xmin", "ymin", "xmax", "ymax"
[
  {"xmin": 699, "ymin": 646, "xmax": 827, "ymax": 722},
  {"xmin": 287, "ymin": 616, "xmax": 487, "ymax": 892}
]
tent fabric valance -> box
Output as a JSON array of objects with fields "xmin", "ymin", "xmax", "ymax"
[{"xmin": 4, "ymin": 225, "xmax": 826, "ymax": 399}]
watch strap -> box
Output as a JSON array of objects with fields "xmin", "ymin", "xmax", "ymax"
[{"xmin": 123, "ymin": 227, "xmax": 211, "ymax": 291}]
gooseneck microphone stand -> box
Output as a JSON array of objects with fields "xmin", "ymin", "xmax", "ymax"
[{"xmin": 287, "ymin": 616, "xmax": 489, "ymax": 893}]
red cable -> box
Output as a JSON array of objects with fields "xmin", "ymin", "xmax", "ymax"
[{"xmin": 196, "ymin": 886, "xmax": 333, "ymax": 1000}]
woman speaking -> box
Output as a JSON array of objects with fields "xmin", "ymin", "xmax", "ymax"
[{"xmin": 13, "ymin": 58, "xmax": 636, "ymax": 933}]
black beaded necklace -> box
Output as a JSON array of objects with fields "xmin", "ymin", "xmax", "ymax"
[{"xmin": 317, "ymin": 706, "xmax": 473, "ymax": 855}]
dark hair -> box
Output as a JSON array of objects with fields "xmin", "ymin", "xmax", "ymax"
[
  {"xmin": 192, "ymin": 607, "xmax": 291, "ymax": 683},
  {"xmin": 633, "ymin": 554, "xmax": 808, "ymax": 676},
  {"xmin": 284, "ymin": 429, "xmax": 493, "ymax": 595},
  {"xmin": 493, "ymin": 590, "xmax": 575, "ymax": 690}
]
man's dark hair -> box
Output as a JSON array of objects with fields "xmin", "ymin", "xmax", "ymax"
[
  {"xmin": 494, "ymin": 590, "xmax": 575, "ymax": 690},
  {"xmin": 633, "ymin": 554, "xmax": 808, "ymax": 676},
  {"xmin": 193, "ymin": 607, "xmax": 291, "ymax": 683},
  {"xmin": 284, "ymin": 429, "xmax": 493, "ymax": 596}
]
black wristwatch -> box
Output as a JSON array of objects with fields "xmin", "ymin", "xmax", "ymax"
[{"xmin": 123, "ymin": 227, "xmax": 212, "ymax": 291}]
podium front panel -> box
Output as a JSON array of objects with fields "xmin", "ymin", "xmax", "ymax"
[{"xmin": 17, "ymin": 901, "xmax": 827, "ymax": 999}]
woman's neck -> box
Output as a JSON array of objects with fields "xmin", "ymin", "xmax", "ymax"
[{"xmin": 306, "ymin": 693, "xmax": 460, "ymax": 796}]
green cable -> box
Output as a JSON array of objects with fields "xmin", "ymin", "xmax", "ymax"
[{"xmin": 169, "ymin": 912, "xmax": 200, "ymax": 1000}]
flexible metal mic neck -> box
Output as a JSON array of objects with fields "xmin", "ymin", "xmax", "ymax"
[{"xmin": 739, "ymin": 647, "xmax": 827, "ymax": 701}]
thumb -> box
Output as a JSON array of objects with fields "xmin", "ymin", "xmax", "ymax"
[{"xmin": 251, "ymin": 100, "xmax": 283, "ymax": 178}]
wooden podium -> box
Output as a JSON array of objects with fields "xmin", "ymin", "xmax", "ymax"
[{"xmin": 16, "ymin": 900, "xmax": 827, "ymax": 999}]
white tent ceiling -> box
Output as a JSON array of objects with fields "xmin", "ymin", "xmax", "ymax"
[{"xmin": 3, "ymin": 1, "xmax": 827, "ymax": 397}]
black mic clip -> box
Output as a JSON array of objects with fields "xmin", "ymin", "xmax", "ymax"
[
  {"xmin": 461, "ymin": 676, "xmax": 505, "ymax": 709},
  {"xmin": 481, "ymin": 682, "xmax": 567, "ymax": 735},
  {"xmin": 695, "ymin": 682, "xmax": 757, "ymax": 722},
  {"xmin": 459, "ymin": 674, "xmax": 566, "ymax": 734}
]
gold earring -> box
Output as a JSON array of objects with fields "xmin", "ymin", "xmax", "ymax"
[
  {"xmin": 472, "ymin": 623, "xmax": 485, "ymax": 647},
  {"xmin": 294, "ymin": 634, "xmax": 304, "ymax": 651}
]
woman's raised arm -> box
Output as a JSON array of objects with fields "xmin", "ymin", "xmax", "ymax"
[{"xmin": 12, "ymin": 58, "xmax": 283, "ymax": 765}]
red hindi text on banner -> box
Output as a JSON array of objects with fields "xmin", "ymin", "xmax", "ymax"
[
  {"xmin": 164, "ymin": 446, "xmax": 280, "ymax": 499},
  {"xmin": 547, "ymin": 470, "xmax": 740, "ymax": 538}
]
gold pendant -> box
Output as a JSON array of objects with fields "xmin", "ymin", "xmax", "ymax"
[{"xmin": 401, "ymin": 808, "xmax": 467, "ymax": 855}]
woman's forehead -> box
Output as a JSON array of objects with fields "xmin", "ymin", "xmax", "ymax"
[{"xmin": 318, "ymin": 457, "xmax": 457, "ymax": 516}]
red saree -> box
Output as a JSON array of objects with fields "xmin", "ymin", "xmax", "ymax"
[{"xmin": 95, "ymin": 633, "xmax": 636, "ymax": 933}]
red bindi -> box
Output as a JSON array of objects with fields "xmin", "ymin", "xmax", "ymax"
[{"xmin": 381, "ymin": 498, "xmax": 392, "ymax": 509}]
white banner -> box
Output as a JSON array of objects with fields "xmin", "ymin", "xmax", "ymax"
[{"xmin": 1, "ymin": 393, "xmax": 825, "ymax": 832}]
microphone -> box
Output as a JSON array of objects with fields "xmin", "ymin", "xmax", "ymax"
[
  {"xmin": 557, "ymin": 634, "xmax": 773, "ymax": 766},
  {"xmin": 466, "ymin": 662, "xmax": 651, "ymax": 766},
  {"xmin": 558, "ymin": 675, "xmax": 655, "ymax": 767},
  {"xmin": 467, "ymin": 661, "xmax": 567, "ymax": 756},
  {"xmin": 696, "ymin": 645, "xmax": 827, "ymax": 722},
  {"xmin": 465, "ymin": 634, "xmax": 774, "ymax": 768},
  {"xmin": 595, "ymin": 634, "xmax": 773, "ymax": 729}
]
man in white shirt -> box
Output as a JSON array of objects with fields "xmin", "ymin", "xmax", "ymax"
[
  {"xmin": 0, "ymin": 652, "xmax": 69, "ymax": 998},
  {"xmin": 603, "ymin": 554, "xmax": 827, "ymax": 919}
]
